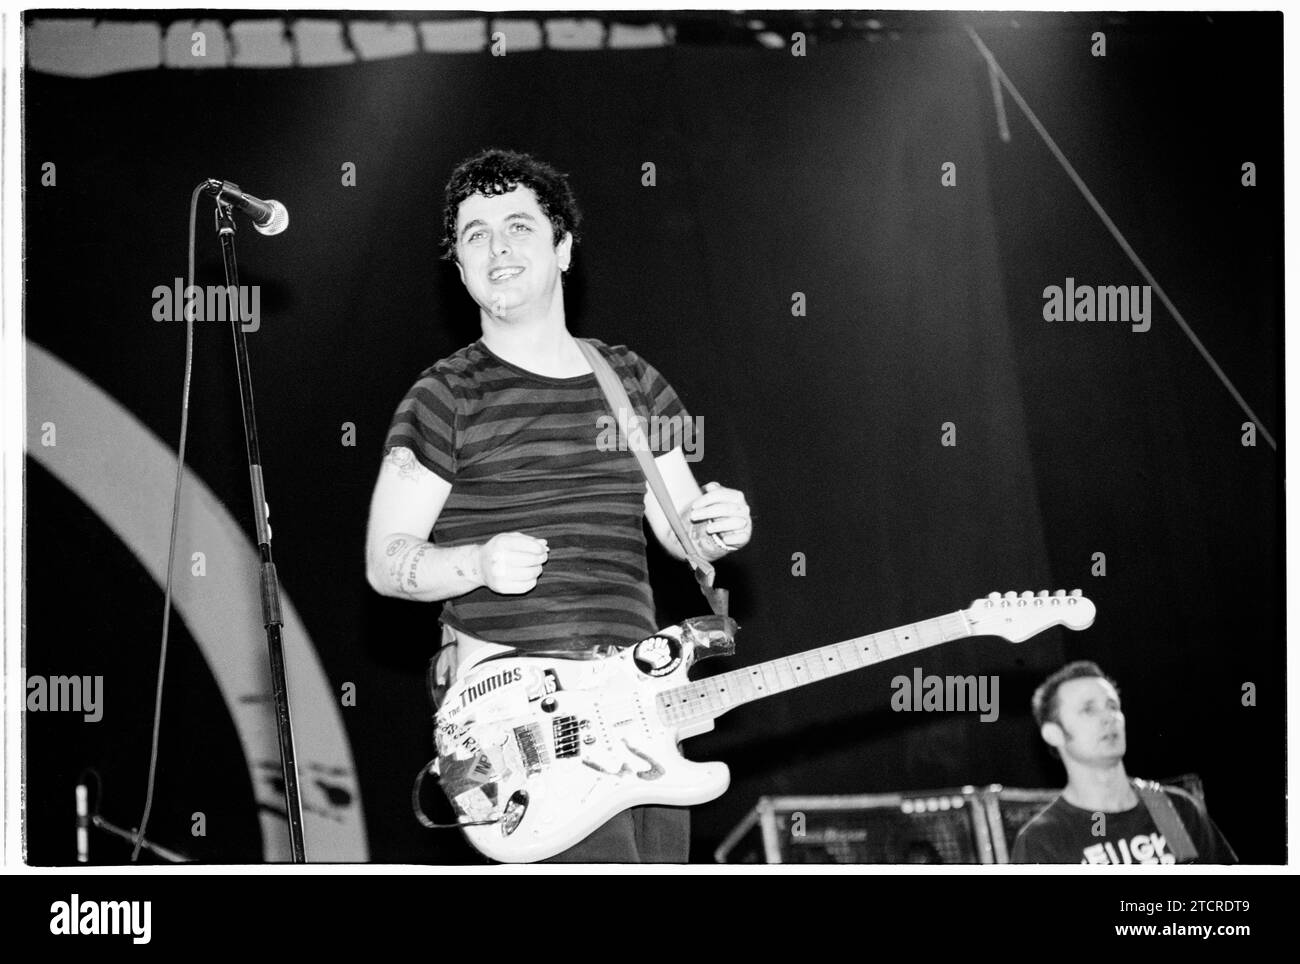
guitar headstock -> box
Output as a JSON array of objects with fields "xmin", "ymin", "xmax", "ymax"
[{"xmin": 963, "ymin": 590, "xmax": 1096, "ymax": 643}]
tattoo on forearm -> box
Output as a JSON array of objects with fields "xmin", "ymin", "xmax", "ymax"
[
  {"xmin": 404, "ymin": 544, "xmax": 432, "ymax": 592},
  {"xmin": 385, "ymin": 446, "xmax": 429, "ymax": 482},
  {"xmin": 453, "ymin": 548, "xmax": 480, "ymax": 582},
  {"xmin": 388, "ymin": 539, "xmax": 429, "ymax": 593}
]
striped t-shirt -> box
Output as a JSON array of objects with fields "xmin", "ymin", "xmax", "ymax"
[{"xmin": 383, "ymin": 337, "xmax": 689, "ymax": 652}]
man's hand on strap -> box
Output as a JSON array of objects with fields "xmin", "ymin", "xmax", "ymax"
[{"xmin": 683, "ymin": 481, "xmax": 752, "ymax": 561}]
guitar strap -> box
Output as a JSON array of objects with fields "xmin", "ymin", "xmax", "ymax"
[
  {"xmin": 576, "ymin": 339, "xmax": 729, "ymax": 618},
  {"xmin": 1132, "ymin": 778, "xmax": 1200, "ymax": 862}
]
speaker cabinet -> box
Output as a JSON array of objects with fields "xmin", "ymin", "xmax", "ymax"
[
  {"xmin": 715, "ymin": 776, "xmax": 1205, "ymax": 864},
  {"xmin": 714, "ymin": 789, "xmax": 995, "ymax": 864}
]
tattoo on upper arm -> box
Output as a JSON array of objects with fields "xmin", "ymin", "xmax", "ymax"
[
  {"xmin": 385, "ymin": 538, "xmax": 411, "ymax": 588},
  {"xmin": 385, "ymin": 446, "xmax": 431, "ymax": 482}
]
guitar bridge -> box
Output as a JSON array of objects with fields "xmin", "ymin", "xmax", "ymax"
[{"xmin": 512, "ymin": 723, "xmax": 551, "ymax": 773}]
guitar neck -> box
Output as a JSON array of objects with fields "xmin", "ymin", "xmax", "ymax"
[{"xmin": 655, "ymin": 610, "xmax": 973, "ymax": 727}]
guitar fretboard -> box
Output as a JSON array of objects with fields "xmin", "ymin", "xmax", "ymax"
[{"xmin": 655, "ymin": 611, "xmax": 971, "ymax": 726}]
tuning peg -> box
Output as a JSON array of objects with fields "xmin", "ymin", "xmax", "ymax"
[
  {"xmin": 1021, "ymin": 591, "xmax": 1033, "ymax": 599},
  {"xmin": 989, "ymin": 592, "xmax": 1002, "ymax": 600},
  {"xmin": 1053, "ymin": 589, "xmax": 1066, "ymax": 598},
  {"xmin": 1037, "ymin": 590, "xmax": 1049, "ymax": 598},
  {"xmin": 1070, "ymin": 589, "xmax": 1082, "ymax": 598}
]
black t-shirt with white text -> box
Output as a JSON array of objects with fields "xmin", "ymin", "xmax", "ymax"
[{"xmin": 1011, "ymin": 788, "xmax": 1237, "ymax": 864}]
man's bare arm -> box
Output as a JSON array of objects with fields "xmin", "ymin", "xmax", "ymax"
[
  {"xmin": 643, "ymin": 446, "xmax": 750, "ymax": 562},
  {"xmin": 365, "ymin": 447, "xmax": 547, "ymax": 601},
  {"xmin": 365, "ymin": 446, "xmax": 475, "ymax": 601}
]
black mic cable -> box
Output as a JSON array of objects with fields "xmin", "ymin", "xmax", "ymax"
[{"xmin": 131, "ymin": 183, "xmax": 204, "ymax": 861}]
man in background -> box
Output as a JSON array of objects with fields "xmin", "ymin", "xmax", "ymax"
[{"xmin": 1012, "ymin": 660, "xmax": 1236, "ymax": 864}]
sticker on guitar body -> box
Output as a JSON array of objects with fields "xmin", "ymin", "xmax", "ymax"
[
  {"xmin": 458, "ymin": 667, "xmax": 524, "ymax": 709},
  {"xmin": 632, "ymin": 635, "xmax": 682, "ymax": 677},
  {"xmin": 435, "ymin": 716, "xmax": 480, "ymax": 758},
  {"xmin": 526, "ymin": 668, "xmax": 561, "ymax": 701}
]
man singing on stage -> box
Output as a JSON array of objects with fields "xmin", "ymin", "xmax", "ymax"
[
  {"xmin": 364, "ymin": 149, "xmax": 752, "ymax": 862},
  {"xmin": 1012, "ymin": 661, "xmax": 1236, "ymax": 864}
]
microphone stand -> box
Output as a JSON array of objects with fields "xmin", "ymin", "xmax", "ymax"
[
  {"xmin": 205, "ymin": 185, "xmax": 307, "ymax": 862},
  {"xmin": 91, "ymin": 815, "xmax": 190, "ymax": 863}
]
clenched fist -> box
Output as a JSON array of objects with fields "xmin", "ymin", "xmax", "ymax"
[{"xmin": 478, "ymin": 532, "xmax": 549, "ymax": 594}]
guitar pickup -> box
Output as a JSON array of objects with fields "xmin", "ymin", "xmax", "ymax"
[{"xmin": 552, "ymin": 716, "xmax": 582, "ymax": 758}]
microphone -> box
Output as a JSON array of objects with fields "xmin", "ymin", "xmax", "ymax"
[
  {"xmin": 75, "ymin": 782, "xmax": 89, "ymax": 863},
  {"xmin": 206, "ymin": 179, "xmax": 290, "ymax": 236}
]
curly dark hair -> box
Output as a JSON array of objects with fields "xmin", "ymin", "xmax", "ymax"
[
  {"xmin": 440, "ymin": 148, "xmax": 582, "ymax": 262},
  {"xmin": 1031, "ymin": 660, "xmax": 1120, "ymax": 759}
]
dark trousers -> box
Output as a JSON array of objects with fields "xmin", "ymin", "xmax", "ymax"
[{"xmin": 545, "ymin": 806, "xmax": 690, "ymax": 863}]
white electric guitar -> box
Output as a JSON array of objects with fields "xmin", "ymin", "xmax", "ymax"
[{"xmin": 434, "ymin": 589, "xmax": 1096, "ymax": 862}]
